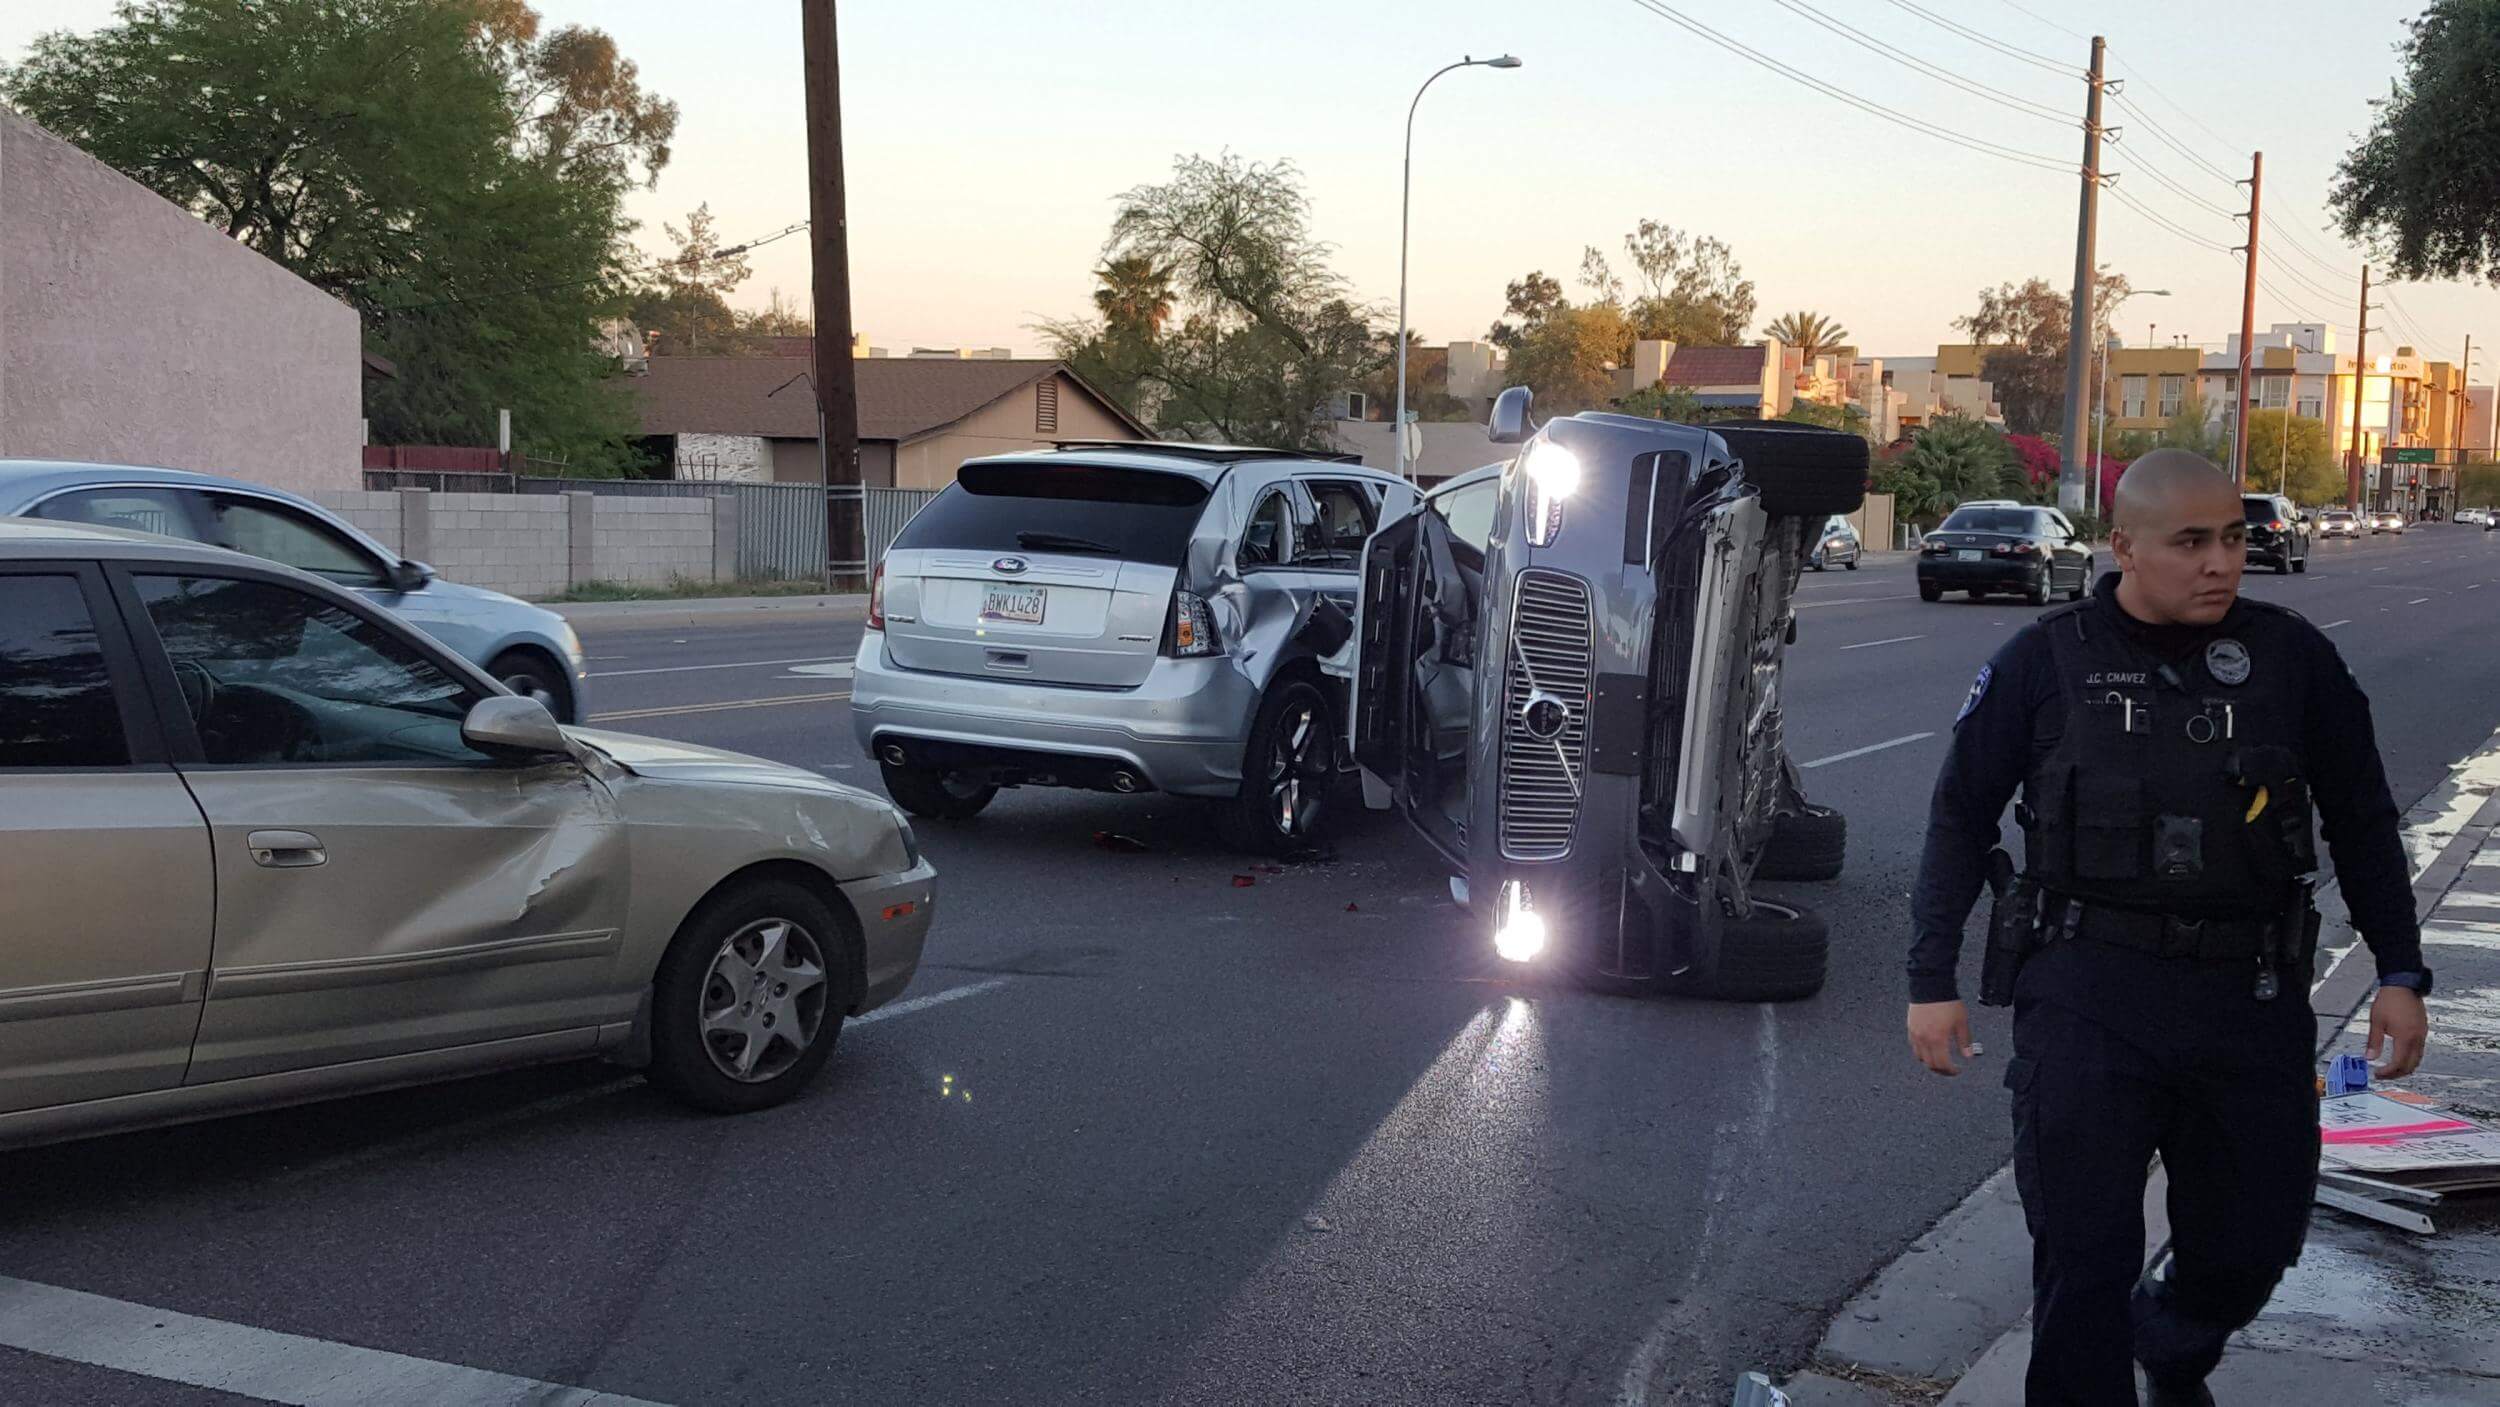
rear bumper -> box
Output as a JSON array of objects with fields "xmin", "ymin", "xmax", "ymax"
[
  {"xmin": 850, "ymin": 633, "xmax": 1258, "ymax": 797},
  {"xmin": 1916, "ymin": 556, "xmax": 2039, "ymax": 590},
  {"xmin": 841, "ymin": 859, "xmax": 937, "ymax": 1013}
]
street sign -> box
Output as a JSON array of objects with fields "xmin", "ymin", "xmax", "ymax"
[{"xmin": 2393, "ymin": 447, "xmax": 2439, "ymax": 464}]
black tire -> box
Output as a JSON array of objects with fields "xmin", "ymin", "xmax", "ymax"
[
  {"xmin": 648, "ymin": 879, "xmax": 850, "ymax": 1114},
  {"xmin": 1844, "ymin": 557, "xmax": 1859, "ymax": 570},
  {"xmin": 2025, "ymin": 564, "xmax": 2051, "ymax": 606},
  {"xmin": 880, "ymin": 762, "xmax": 997, "ymax": 820},
  {"xmin": 2066, "ymin": 558, "xmax": 2089, "ymax": 601},
  {"xmin": 1919, "ymin": 581, "xmax": 1944, "ymax": 603},
  {"xmin": 1707, "ymin": 422, "xmax": 1869, "ymax": 519},
  {"xmin": 1215, "ymin": 678, "xmax": 1335, "ymax": 855},
  {"xmin": 1677, "ymin": 899, "xmax": 1829, "ymax": 1002},
  {"xmin": 2292, "ymin": 553, "xmax": 2308, "ymax": 573},
  {"xmin": 1754, "ymin": 805, "xmax": 1845, "ymax": 883},
  {"xmin": 2275, "ymin": 552, "xmax": 2291, "ymax": 575},
  {"xmin": 488, "ymin": 648, "xmax": 574, "ymax": 723}
]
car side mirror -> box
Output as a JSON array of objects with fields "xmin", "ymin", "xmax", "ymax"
[
  {"xmin": 389, "ymin": 558, "xmax": 435, "ymax": 592},
  {"xmin": 462, "ymin": 695, "xmax": 571, "ymax": 762},
  {"xmin": 1487, "ymin": 386, "xmax": 1536, "ymax": 446}
]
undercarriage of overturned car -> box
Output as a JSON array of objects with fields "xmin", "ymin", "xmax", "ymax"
[{"xmin": 1351, "ymin": 388, "xmax": 1867, "ymax": 1001}]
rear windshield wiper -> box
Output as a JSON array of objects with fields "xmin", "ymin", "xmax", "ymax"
[{"xmin": 1015, "ymin": 531, "xmax": 1122, "ymax": 555}]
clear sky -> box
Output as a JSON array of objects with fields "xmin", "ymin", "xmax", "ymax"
[{"xmin": 6, "ymin": 2, "xmax": 2494, "ymax": 371}]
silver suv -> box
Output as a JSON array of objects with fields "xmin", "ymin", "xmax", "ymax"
[
  {"xmin": 1353, "ymin": 391, "xmax": 1865, "ymax": 1000},
  {"xmin": 852, "ymin": 444, "xmax": 1414, "ymax": 853}
]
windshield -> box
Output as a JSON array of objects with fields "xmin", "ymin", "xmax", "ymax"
[
  {"xmin": 892, "ymin": 462, "xmax": 1212, "ymax": 567},
  {"xmin": 1939, "ymin": 507, "xmax": 2040, "ymax": 534},
  {"xmin": 2242, "ymin": 498, "xmax": 2282, "ymax": 523}
]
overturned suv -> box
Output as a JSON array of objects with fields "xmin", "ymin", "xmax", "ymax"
[{"xmin": 1351, "ymin": 390, "xmax": 1866, "ymax": 1000}]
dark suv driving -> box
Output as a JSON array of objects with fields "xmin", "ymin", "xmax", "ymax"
[
  {"xmin": 1915, "ymin": 503, "xmax": 2093, "ymax": 604},
  {"xmin": 2242, "ymin": 492, "xmax": 2310, "ymax": 574}
]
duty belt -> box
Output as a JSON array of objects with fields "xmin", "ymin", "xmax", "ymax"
[{"xmin": 2046, "ymin": 897, "xmax": 2279, "ymax": 961}]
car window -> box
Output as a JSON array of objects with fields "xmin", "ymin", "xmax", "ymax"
[
  {"xmin": 202, "ymin": 494, "xmax": 387, "ymax": 587},
  {"xmin": 1239, "ymin": 487, "xmax": 1295, "ymax": 569},
  {"xmin": 1298, "ymin": 478, "xmax": 1376, "ymax": 570},
  {"xmin": 893, "ymin": 462, "xmax": 1210, "ymax": 568},
  {"xmin": 1429, "ymin": 480, "xmax": 1498, "ymax": 553},
  {"xmin": 134, "ymin": 575, "xmax": 488, "ymax": 767},
  {"xmin": 0, "ymin": 575, "xmax": 131, "ymax": 768},
  {"xmin": 28, "ymin": 487, "xmax": 202, "ymax": 542},
  {"xmin": 1938, "ymin": 507, "xmax": 2037, "ymax": 534},
  {"xmin": 2241, "ymin": 497, "xmax": 2279, "ymax": 523}
]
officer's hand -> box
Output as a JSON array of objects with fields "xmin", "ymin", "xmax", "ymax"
[
  {"xmin": 1907, "ymin": 1000, "xmax": 1978, "ymax": 1076},
  {"xmin": 2367, "ymin": 985, "xmax": 2429, "ymax": 1081}
]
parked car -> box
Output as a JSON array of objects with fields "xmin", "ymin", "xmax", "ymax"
[
  {"xmin": 1352, "ymin": 394, "xmax": 1867, "ymax": 1001},
  {"xmin": 2373, "ymin": 512, "xmax": 2408, "ymax": 534},
  {"xmin": 0, "ymin": 461, "xmax": 589, "ymax": 721},
  {"xmin": 0, "ymin": 519, "xmax": 933, "ymax": 1150},
  {"xmin": 2459, "ymin": 508, "xmax": 2485, "ymax": 526},
  {"xmin": 2241, "ymin": 492, "xmax": 2311, "ymax": 574},
  {"xmin": 1915, "ymin": 503, "xmax": 2095, "ymax": 604},
  {"xmin": 852, "ymin": 444, "xmax": 1413, "ymax": 854},
  {"xmin": 2317, "ymin": 510, "xmax": 2362, "ymax": 539},
  {"xmin": 1808, "ymin": 514, "xmax": 1862, "ymax": 570}
]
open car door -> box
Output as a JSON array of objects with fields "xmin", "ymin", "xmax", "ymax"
[{"xmin": 1352, "ymin": 473, "xmax": 1497, "ymax": 868}]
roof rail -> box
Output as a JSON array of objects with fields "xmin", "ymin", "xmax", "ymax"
[{"xmin": 1047, "ymin": 440, "xmax": 1364, "ymax": 466}]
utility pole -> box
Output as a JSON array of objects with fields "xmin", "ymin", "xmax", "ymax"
[
  {"xmin": 803, "ymin": 0, "xmax": 865, "ymax": 587},
  {"xmin": 2233, "ymin": 152, "xmax": 2261, "ymax": 483},
  {"xmin": 2058, "ymin": 35, "xmax": 2108, "ymax": 515},
  {"xmin": 2347, "ymin": 265, "xmax": 2372, "ymax": 510},
  {"xmin": 2454, "ymin": 334, "xmax": 2472, "ymax": 515}
]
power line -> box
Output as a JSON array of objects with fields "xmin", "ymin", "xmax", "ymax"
[
  {"xmin": 2106, "ymin": 182, "xmax": 2235, "ymax": 254},
  {"xmin": 1620, "ymin": 0, "xmax": 2076, "ymax": 174},
  {"xmin": 2105, "ymin": 93, "xmax": 2240, "ymax": 187},
  {"xmin": 378, "ymin": 217, "xmax": 808, "ymax": 315},
  {"xmin": 2111, "ymin": 136, "xmax": 2239, "ymax": 219},
  {"xmin": 2104, "ymin": 52, "xmax": 2251, "ymax": 164},
  {"xmin": 1765, "ymin": 0, "xmax": 2070, "ymax": 124},
  {"xmin": 2260, "ymin": 213, "xmax": 2362, "ymax": 285},
  {"xmin": 1988, "ymin": 0, "xmax": 2087, "ymax": 43},
  {"xmin": 2268, "ymin": 256, "xmax": 2361, "ymax": 310},
  {"xmin": 1874, "ymin": 0, "xmax": 2082, "ymax": 76}
]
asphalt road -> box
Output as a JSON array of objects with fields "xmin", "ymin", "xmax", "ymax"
[{"xmin": 8, "ymin": 525, "xmax": 2500, "ymax": 1406}]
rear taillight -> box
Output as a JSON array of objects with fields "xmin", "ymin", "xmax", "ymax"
[
  {"xmin": 866, "ymin": 561, "xmax": 886, "ymax": 630},
  {"xmin": 1167, "ymin": 588, "xmax": 1219, "ymax": 657},
  {"xmin": 2268, "ymin": 520, "xmax": 2285, "ymax": 532}
]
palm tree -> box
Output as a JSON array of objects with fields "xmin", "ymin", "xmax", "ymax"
[
  {"xmin": 1766, "ymin": 310, "xmax": 1850, "ymax": 363},
  {"xmin": 1093, "ymin": 255, "xmax": 1175, "ymax": 340}
]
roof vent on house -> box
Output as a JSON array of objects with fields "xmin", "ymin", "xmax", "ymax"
[{"xmin": 1037, "ymin": 377, "xmax": 1060, "ymax": 434}]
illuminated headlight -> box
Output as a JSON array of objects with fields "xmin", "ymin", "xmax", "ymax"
[
  {"xmin": 1493, "ymin": 879, "xmax": 1547, "ymax": 962},
  {"xmin": 1521, "ymin": 441, "xmax": 1581, "ymax": 547}
]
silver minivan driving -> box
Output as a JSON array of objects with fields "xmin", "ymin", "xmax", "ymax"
[{"xmin": 852, "ymin": 444, "xmax": 1414, "ymax": 853}]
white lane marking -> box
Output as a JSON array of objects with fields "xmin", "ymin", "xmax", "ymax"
[
  {"xmin": 785, "ymin": 662, "xmax": 856, "ymax": 679},
  {"xmin": 1801, "ymin": 732, "xmax": 1935, "ymax": 768},
  {"xmin": 2372, "ymin": 566, "xmax": 2391, "ymax": 572},
  {"xmin": 592, "ymin": 655, "xmax": 845, "ymax": 678},
  {"xmin": 0, "ymin": 1274, "xmax": 672, "ymax": 1406},
  {"xmin": 2410, "ymin": 598, "xmax": 2432, "ymax": 605},
  {"xmin": 1839, "ymin": 634, "xmax": 1925, "ymax": 651},
  {"xmin": 590, "ymin": 690, "xmax": 850, "ymax": 722},
  {"xmin": 2471, "ymin": 584, "xmax": 2483, "ymax": 591},
  {"xmin": 2323, "ymin": 620, "xmax": 2351, "ymax": 630},
  {"xmin": 1794, "ymin": 594, "xmax": 1916, "ymax": 609},
  {"xmin": 855, "ymin": 976, "xmax": 1012, "ymax": 1025}
]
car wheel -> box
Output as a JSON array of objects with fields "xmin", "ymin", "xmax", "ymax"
[
  {"xmin": 1809, "ymin": 555, "xmax": 1826, "ymax": 571},
  {"xmin": 1217, "ymin": 678, "xmax": 1334, "ymax": 855},
  {"xmin": 2275, "ymin": 551, "xmax": 2292, "ymax": 575},
  {"xmin": 2067, "ymin": 558, "xmax": 2089, "ymax": 601},
  {"xmin": 1754, "ymin": 805, "xmax": 1845, "ymax": 883},
  {"xmin": 1844, "ymin": 556, "xmax": 1858, "ymax": 570},
  {"xmin": 1670, "ymin": 898, "xmax": 1829, "ymax": 1002},
  {"xmin": 1919, "ymin": 581, "xmax": 1943, "ymax": 602},
  {"xmin": 2293, "ymin": 551, "xmax": 2308, "ymax": 574},
  {"xmin": 880, "ymin": 762, "xmax": 997, "ymax": 820},
  {"xmin": 648, "ymin": 879, "xmax": 849, "ymax": 1114},
  {"xmin": 1705, "ymin": 422, "xmax": 1869, "ymax": 518},
  {"xmin": 2025, "ymin": 565, "xmax": 2050, "ymax": 606},
  {"xmin": 489, "ymin": 648, "xmax": 573, "ymax": 723}
]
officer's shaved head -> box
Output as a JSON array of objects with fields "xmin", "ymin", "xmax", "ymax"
[{"xmin": 2109, "ymin": 449, "xmax": 2246, "ymax": 626}]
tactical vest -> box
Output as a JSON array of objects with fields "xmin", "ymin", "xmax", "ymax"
[{"xmin": 2019, "ymin": 597, "xmax": 2319, "ymax": 918}]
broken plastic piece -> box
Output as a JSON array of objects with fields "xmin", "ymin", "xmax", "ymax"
[
  {"xmin": 1092, "ymin": 831, "xmax": 1150, "ymax": 853},
  {"xmin": 1232, "ymin": 874, "xmax": 1255, "ymax": 888}
]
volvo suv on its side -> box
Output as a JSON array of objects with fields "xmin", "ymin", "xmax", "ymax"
[
  {"xmin": 852, "ymin": 444, "xmax": 1412, "ymax": 854},
  {"xmin": 1351, "ymin": 391, "xmax": 1866, "ymax": 1001}
]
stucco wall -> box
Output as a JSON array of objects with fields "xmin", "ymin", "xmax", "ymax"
[
  {"xmin": 675, "ymin": 431, "xmax": 768, "ymax": 483},
  {"xmin": 0, "ymin": 106, "xmax": 361, "ymax": 492},
  {"xmin": 307, "ymin": 490, "xmax": 726, "ymax": 598}
]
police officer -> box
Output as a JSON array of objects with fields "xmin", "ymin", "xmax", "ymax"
[{"xmin": 1904, "ymin": 451, "xmax": 2433, "ymax": 1406}]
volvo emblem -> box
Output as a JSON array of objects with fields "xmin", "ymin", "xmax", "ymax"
[
  {"xmin": 992, "ymin": 556, "xmax": 1030, "ymax": 575},
  {"xmin": 1520, "ymin": 690, "xmax": 1570, "ymax": 742}
]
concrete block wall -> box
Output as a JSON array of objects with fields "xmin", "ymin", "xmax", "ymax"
[{"xmin": 304, "ymin": 489, "xmax": 729, "ymax": 598}]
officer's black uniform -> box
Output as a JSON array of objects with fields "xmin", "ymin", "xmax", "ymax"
[{"xmin": 1910, "ymin": 573, "xmax": 2425, "ymax": 1405}]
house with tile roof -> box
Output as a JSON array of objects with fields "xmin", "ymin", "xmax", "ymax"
[{"xmin": 627, "ymin": 355, "xmax": 1153, "ymax": 488}]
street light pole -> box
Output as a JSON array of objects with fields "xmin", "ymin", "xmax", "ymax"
[{"xmin": 1397, "ymin": 54, "xmax": 1520, "ymax": 481}]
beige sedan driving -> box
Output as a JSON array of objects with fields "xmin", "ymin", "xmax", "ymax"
[{"xmin": 0, "ymin": 519, "xmax": 934, "ymax": 1150}]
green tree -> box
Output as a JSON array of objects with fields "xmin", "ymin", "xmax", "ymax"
[
  {"xmin": 1956, "ymin": 270, "xmax": 2131, "ymax": 435},
  {"xmin": 1618, "ymin": 220, "xmax": 1755, "ymax": 346},
  {"xmin": 2332, "ymin": 1, "xmax": 2500, "ymax": 283},
  {"xmin": 1487, "ymin": 271, "xmax": 1566, "ymax": 349},
  {"xmin": 1503, "ymin": 301, "xmax": 1634, "ymax": 415},
  {"xmin": 1898, "ymin": 415, "xmax": 2025, "ymax": 511},
  {"xmin": 2461, "ymin": 460, "xmax": 2500, "ymax": 508},
  {"xmin": 2156, "ymin": 391, "xmax": 2231, "ymax": 461},
  {"xmin": 3, "ymin": 0, "xmax": 673, "ymax": 469},
  {"xmin": 2245, "ymin": 411, "xmax": 2341, "ymax": 505},
  {"xmin": 626, "ymin": 204, "xmax": 754, "ymax": 353},
  {"xmin": 1043, "ymin": 154, "xmax": 1379, "ymax": 449},
  {"xmin": 1766, "ymin": 311, "xmax": 1851, "ymax": 363}
]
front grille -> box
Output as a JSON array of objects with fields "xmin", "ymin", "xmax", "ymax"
[{"xmin": 1500, "ymin": 570, "xmax": 1593, "ymax": 861}]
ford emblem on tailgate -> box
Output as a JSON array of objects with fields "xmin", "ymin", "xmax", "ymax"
[{"xmin": 993, "ymin": 556, "xmax": 1029, "ymax": 575}]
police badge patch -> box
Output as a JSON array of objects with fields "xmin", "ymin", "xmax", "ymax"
[
  {"xmin": 2205, "ymin": 638, "xmax": 2251, "ymax": 686},
  {"xmin": 1957, "ymin": 664, "xmax": 1992, "ymax": 722}
]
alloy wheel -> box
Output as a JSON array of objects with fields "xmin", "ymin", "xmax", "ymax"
[
  {"xmin": 698, "ymin": 918, "xmax": 830, "ymax": 1082},
  {"xmin": 1265, "ymin": 701, "xmax": 1330, "ymax": 839}
]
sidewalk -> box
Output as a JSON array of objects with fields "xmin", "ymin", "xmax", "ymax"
[
  {"xmin": 1794, "ymin": 729, "xmax": 2500, "ymax": 1406},
  {"xmin": 553, "ymin": 592, "xmax": 866, "ymax": 631}
]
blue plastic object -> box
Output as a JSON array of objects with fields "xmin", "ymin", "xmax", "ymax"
[{"xmin": 2327, "ymin": 1053, "xmax": 2371, "ymax": 1097}]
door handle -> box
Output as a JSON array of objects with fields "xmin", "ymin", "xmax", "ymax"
[{"xmin": 246, "ymin": 830, "xmax": 327, "ymax": 868}]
